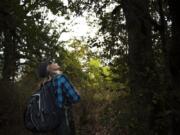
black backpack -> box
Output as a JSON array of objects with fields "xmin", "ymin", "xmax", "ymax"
[{"xmin": 24, "ymin": 79, "xmax": 62, "ymax": 132}]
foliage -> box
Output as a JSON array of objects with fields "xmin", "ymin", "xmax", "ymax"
[
  {"xmin": 0, "ymin": 0, "xmax": 68, "ymax": 81},
  {"xmin": 63, "ymin": 0, "xmax": 180, "ymax": 134}
]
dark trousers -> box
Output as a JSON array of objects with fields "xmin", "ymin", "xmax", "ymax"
[{"xmin": 55, "ymin": 107, "xmax": 75, "ymax": 135}]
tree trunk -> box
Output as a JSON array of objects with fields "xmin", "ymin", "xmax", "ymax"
[
  {"xmin": 168, "ymin": 0, "xmax": 180, "ymax": 134},
  {"xmin": 2, "ymin": 30, "xmax": 17, "ymax": 82},
  {"xmin": 122, "ymin": 0, "xmax": 157, "ymax": 134}
]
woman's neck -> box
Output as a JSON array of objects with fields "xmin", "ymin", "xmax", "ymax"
[{"xmin": 50, "ymin": 70, "xmax": 62, "ymax": 77}]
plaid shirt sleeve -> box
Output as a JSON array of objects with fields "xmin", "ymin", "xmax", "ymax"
[{"xmin": 55, "ymin": 74, "xmax": 80, "ymax": 104}]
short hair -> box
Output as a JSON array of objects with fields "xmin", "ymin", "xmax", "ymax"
[{"xmin": 37, "ymin": 60, "xmax": 52, "ymax": 78}]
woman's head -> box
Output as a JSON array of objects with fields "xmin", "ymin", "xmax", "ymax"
[
  {"xmin": 47, "ymin": 62, "xmax": 62, "ymax": 76},
  {"xmin": 37, "ymin": 60, "xmax": 62, "ymax": 78}
]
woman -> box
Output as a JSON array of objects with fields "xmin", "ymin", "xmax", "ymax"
[{"xmin": 37, "ymin": 60, "xmax": 80, "ymax": 135}]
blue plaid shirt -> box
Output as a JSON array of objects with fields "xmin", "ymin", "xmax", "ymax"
[{"xmin": 52, "ymin": 74, "xmax": 80, "ymax": 108}]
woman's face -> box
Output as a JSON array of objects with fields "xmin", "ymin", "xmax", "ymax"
[{"xmin": 47, "ymin": 63, "xmax": 60, "ymax": 73}]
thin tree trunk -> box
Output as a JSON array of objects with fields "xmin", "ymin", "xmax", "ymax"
[{"xmin": 2, "ymin": 30, "xmax": 17, "ymax": 82}]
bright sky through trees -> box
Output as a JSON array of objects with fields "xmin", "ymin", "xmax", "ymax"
[
  {"xmin": 45, "ymin": 0, "xmax": 118, "ymax": 42},
  {"xmin": 46, "ymin": 8, "xmax": 99, "ymax": 42}
]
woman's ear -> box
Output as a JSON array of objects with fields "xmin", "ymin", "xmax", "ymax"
[{"xmin": 47, "ymin": 64, "xmax": 50, "ymax": 72}]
